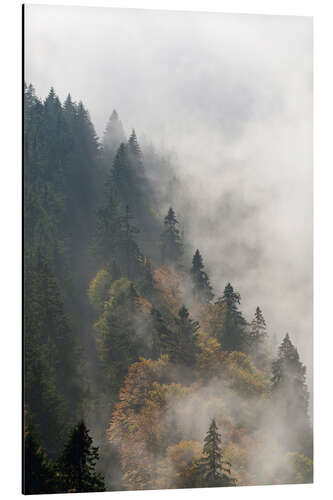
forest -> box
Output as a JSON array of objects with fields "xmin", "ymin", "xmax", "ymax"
[{"xmin": 23, "ymin": 83, "xmax": 313, "ymax": 494}]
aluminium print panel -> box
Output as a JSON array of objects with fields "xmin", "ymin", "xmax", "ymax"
[{"xmin": 23, "ymin": 4, "xmax": 313, "ymax": 494}]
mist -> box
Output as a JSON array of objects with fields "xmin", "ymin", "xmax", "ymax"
[{"xmin": 25, "ymin": 5, "xmax": 312, "ymax": 389}]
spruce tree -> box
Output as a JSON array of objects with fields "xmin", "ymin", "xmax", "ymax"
[
  {"xmin": 103, "ymin": 109, "xmax": 126, "ymax": 161},
  {"xmin": 190, "ymin": 249, "xmax": 214, "ymax": 304},
  {"xmin": 271, "ymin": 334, "xmax": 309, "ymax": 419},
  {"xmin": 271, "ymin": 334, "xmax": 311, "ymax": 454},
  {"xmin": 58, "ymin": 421, "xmax": 105, "ymax": 493},
  {"xmin": 217, "ymin": 283, "xmax": 247, "ymax": 353},
  {"xmin": 248, "ymin": 306, "xmax": 267, "ymax": 354},
  {"xmin": 196, "ymin": 419, "xmax": 236, "ymax": 487},
  {"xmin": 160, "ymin": 207, "xmax": 183, "ymax": 264},
  {"xmin": 150, "ymin": 308, "xmax": 178, "ymax": 361},
  {"xmin": 173, "ymin": 306, "xmax": 200, "ymax": 367},
  {"xmin": 128, "ymin": 128, "xmax": 142, "ymax": 161}
]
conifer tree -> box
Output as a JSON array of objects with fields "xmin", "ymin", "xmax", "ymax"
[
  {"xmin": 103, "ymin": 109, "xmax": 126, "ymax": 161},
  {"xmin": 190, "ymin": 249, "xmax": 214, "ymax": 303},
  {"xmin": 271, "ymin": 334, "xmax": 311, "ymax": 456},
  {"xmin": 271, "ymin": 334, "xmax": 309, "ymax": 420},
  {"xmin": 196, "ymin": 419, "xmax": 236, "ymax": 487},
  {"xmin": 58, "ymin": 421, "xmax": 105, "ymax": 493},
  {"xmin": 150, "ymin": 308, "xmax": 178, "ymax": 360},
  {"xmin": 160, "ymin": 207, "xmax": 183, "ymax": 264},
  {"xmin": 248, "ymin": 306, "xmax": 268, "ymax": 356},
  {"xmin": 128, "ymin": 128, "xmax": 142, "ymax": 161},
  {"xmin": 217, "ymin": 283, "xmax": 247, "ymax": 352},
  {"xmin": 173, "ymin": 306, "xmax": 200, "ymax": 367}
]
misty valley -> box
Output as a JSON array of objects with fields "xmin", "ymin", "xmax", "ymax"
[{"xmin": 23, "ymin": 83, "xmax": 313, "ymax": 494}]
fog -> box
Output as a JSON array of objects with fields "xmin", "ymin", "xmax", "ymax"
[{"xmin": 25, "ymin": 4, "xmax": 312, "ymax": 384}]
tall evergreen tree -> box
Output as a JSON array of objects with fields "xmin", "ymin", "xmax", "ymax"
[
  {"xmin": 271, "ymin": 334, "xmax": 311, "ymax": 455},
  {"xmin": 24, "ymin": 248, "xmax": 81, "ymax": 457},
  {"xmin": 173, "ymin": 306, "xmax": 200, "ymax": 367},
  {"xmin": 103, "ymin": 109, "xmax": 126, "ymax": 161},
  {"xmin": 248, "ymin": 306, "xmax": 268, "ymax": 356},
  {"xmin": 271, "ymin": 334, "xmax": 309, "ymax": 420},
  {"xmin": 217, "ymin": 283, "xmax": 247, "ymax": 352},
  {"xmin": 196, "ymin": 419, "xmax": 236, "ymax": 487},
  {"xmin": 190, "ymin": 249, "xmax": 214, "ymax": 304},
  {"xmin": 58, "ymin": 421, "xmax": 105, "ymax": 493},
  {"xmin": 160, "ymin": 207, "xmax": 183, "ymax": 265},
  {"xmin": 150, "ymin": 308, "xmax": 178, "ymax": 360}
]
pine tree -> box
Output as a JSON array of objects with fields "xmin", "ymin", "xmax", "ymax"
[
  {"xmin": 103, "ymin": 109, "xmax": 126, "ymax": 161},
  {"xmin": 271, "ymin": 334, "xmax": 309, "ymax": 419},
  {"xmin": 248, "ymin": 306, "xmax": 268, "ymax": 355},
  {"xmin": 173, "ymin": 306, "xmax": 200, "ymax": 367},
  {"xmin": 118, "ymin": 204, "xmax": 141, "ymax": 280},
  {"xmin": 58, "ymin": 421, "xmax": 105, "ymax": 493},
  {"xmin": 196, "ymin": 419, "xmax": 236, "ymax": 487},
  {"xmin": 271, "ymin": 334, "xmax": 311, "ymax": 454},
  {"xmin": 190, "ymin": 249, "xmax": 214, "ymax": 304},
  {"xmin": 150, "ymin": 308, "xmax": 178, "ymax": 360},
  {"xmin": 217, "ymin": 283, "xmax": 247, "ymax": 352},
  {"xmin": 128, "ymin": 128, "xmax": 142, "ymax": 161},
  {"xmin": 160, "ymin": 207, "xmax": 183, "ymax": 264}
]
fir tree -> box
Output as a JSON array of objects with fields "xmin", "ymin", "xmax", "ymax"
[
  {"xmin": 196, "ymin": 419, "xmax": 236, "ymax": 487},
  {"xmin": 271, "ymin": 334, "xmax": 311, "ymax": 454},
  {"xmin": 160, "ymin": 207, "xmax": 183, "ymax": 264},
  {"xmin": 150, "ymin": 308, "xmax": 177, "ymax": 360},
  {"xmin": 128, "ymin": 128, "xmax": 142, "ymax": 160},
  {"xmin": 173, "ymin": 306, "xmax": 200, "ymax": 367},
  {"xmin": 190, "ymin": 249, "xmax": 214, "ymax": 304},
  {"xmin": 58, "ymin": 421, "xmax": 105, "ymax": 493},
  {"xmin": 103, "ymin": 109, "xmax": 126, "ymax": 161},
  {"xmin": 217, "ymin": 283, "xmax": 247, "ymax": 352},
  {"xmin": 271, "ymin": 334, "xmax": 309, "ymax": 419}
]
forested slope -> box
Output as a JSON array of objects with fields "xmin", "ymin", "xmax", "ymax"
[{"xmin": 23, "ymin": 84, "xmax": 313, "ymax": 493}]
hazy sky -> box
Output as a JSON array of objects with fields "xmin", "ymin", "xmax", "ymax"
[{"xmin": 25, "ymin": 5, "xmax": 313, "ymax": 375}]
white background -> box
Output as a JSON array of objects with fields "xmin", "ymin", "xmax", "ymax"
[{"xmin": 0, "ymin": 0, "xmax": 331, "ymax": 498}]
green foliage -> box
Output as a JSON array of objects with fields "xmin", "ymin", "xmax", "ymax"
[
  {"xmin": 103, "ymin": 109, "xmax": 126, "ymax": 161},
  {"xmin": 88, "ymin": 268, "xmax": 113, "ymax": 313},
  {"xmin": 173, "ymin": 306, "xmax": 200, "ymax": 368},
  {"xmin": 216, "ymin": 283, "xmax": 248, "ymax": 353},
  {"xmin": 271, "ymin": 334, "xmax": 311, "ymax": 455},
  {"xmin": 24, "ymin": 248, "xmax": 81, "ymax": 457},
  {"xmin": 195, "ymin": 419, "xmax": 236, "ymax": 487},
  {"xmin": 271, "ymin": 333, "xmax": 309, "ymax": 418},
  {"xmin": 249, "ymin": 306, "xmax": 267, "ymax": 348},
  {"xmin": 94, "ymin": 278, "xmax": 147, "ymax": 394},
  {"xmin": 190, "ymin": 249, "xmax": 214, "ymax": 304},
  {"xmin": 160, "ymin": 207, "xmax": 184, "ymax": 264},
  {"xmin": 57, "ymin": 421, "xmax": 105, "ymax": 492}
]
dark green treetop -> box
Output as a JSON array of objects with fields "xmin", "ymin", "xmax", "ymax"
[
  {"xmin": 173, "ymin": 305, "xmax": 200, "ymax": 367},
  {"xmin": 160, "ymin": 207, "xmax": 184, "ymax": 265},
  {"xmin": 196, "ymin": 419, "xmax": 236, "ymax": 487},
  {"xmin": 57, "ymin": 421, "xmax": 105, "ymax": 493},
  {"xmin": 217, "ymin": 283, "xmax": 247, "ymax": 353},
  {"xmin": 190, "ymin": 249, "xmax": 214, "ymax": 304},
  {"xmin": 271, "ymin": 333, "xmax": 309, "ymax": 417}
]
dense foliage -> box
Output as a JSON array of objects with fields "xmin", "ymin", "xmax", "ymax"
[{"xmin": 23, "ymin": 84, "xmax": 313, "ymax": 493}]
